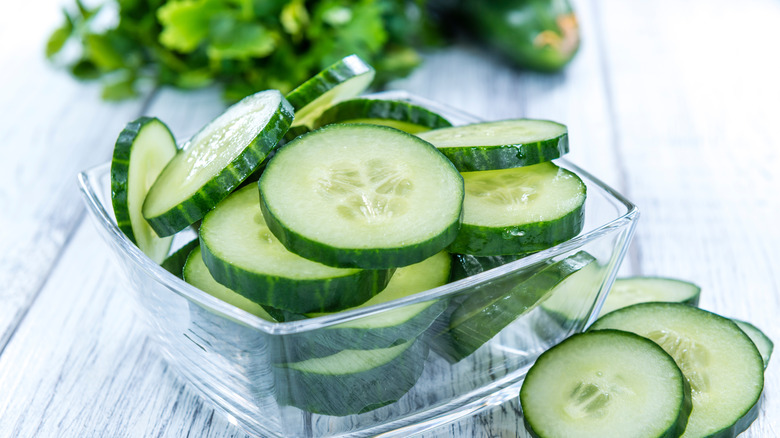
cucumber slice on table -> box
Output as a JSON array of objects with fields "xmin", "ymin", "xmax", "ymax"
[
  {"xmin": 142, "ymin": 90, "xmax": 293, "ymax": 236},
  {"xmin": 591, "ymin": 303, "xmax": 764, "ymax": 438},
  {"xmin": 273, "ymin": 251, "xmax": 450, "ymax": 362},
  {"xmin": 449, "ymin": 162, "xmax": 586, "ymax": 256},
  {"xmin": 259, "ymin": 124, "xmax": 464, "ymax": 269},
  {"xmin": 312, "ymin": 98, "xmax": 453, "ymax": 134},
  {"xmin": 734, "ymin": 319, "xmax": 773, "ymax": 369},
  {"xmin": 160, "ymin": 238, "xmax": 199, "ymax": 278},
  {"xmin": 199, "ymin": 185, "xmax": 393, "ymax": 314},
  {"xmin": 286, "ymin": 54, "xmax": 375, "ymax": 129},
  {"xmin": 520, "ymin": 330, "xmax": 692, "ymax": 438},
  {"xmin": 276, "ymin": 338, "xmax": 428, "ymax": 416},
  {"xmin": 417, "ymin": 119, "xmax": 568, "ymax": 171},
  {"xmin": 432, "ymin": 251, "xmax": 595, "ymax": 363},
  {"xmin": 598, "ymin": 277, "xmax": 701, "ymax": 317},
  {"xmin": 111, "ymin": 117, "xmax": 177, "ymax": 263}
]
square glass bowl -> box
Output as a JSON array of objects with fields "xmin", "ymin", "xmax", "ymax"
[{"xmin": 78, "ymin": 92, "xmax": 638, "ymax": 437}]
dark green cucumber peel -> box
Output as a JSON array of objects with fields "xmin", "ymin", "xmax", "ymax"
[
  {"xmin": 199, "ymin": 236, "xmax": 394, "ymax": 314},
  {"xmin": 111, "ymin": 116, "xmax": 176, "ymax": 244},
  {"xmin": 431, "ymin": 251, "xmax": 595, "ymax": 363},
  {"xmin": 285, "ymin": 54, "xmax": 375, "ymax": 128},
  {"xmin": 160, "ymin": 239, "xmax": 199, "ymax": 278},
  {"xmin": 312, "ymin": 98, "xmax": 453, "ymax": 133},
  {"xmin": 520, "ymin": 330, "xmax": 692, "ymax": 438},
  {"xmin": 143, "ymin": 92, "xmax": 294, "ymax": 237},
  {"xmin": 419, "ymin": 123, "xmax": 569, "ymax": 172},
  {"xmin": 449, "ymin": 203, "xmax": 584, "ymax": 256},
  {"xmin": 274, "ymin": 338, "xmax": 428, "ymax": 416},
  {"xmin": 590, "ymin": 303, "xmax": 765, "ymax": 438}
]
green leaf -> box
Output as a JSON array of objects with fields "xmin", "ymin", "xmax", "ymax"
[
  {"xmin": 208, "ymin": 13, "xmax": 277, "ymax": 60},
  {"xmin": 70, "ymin": 59, "xmax": 101, "ymax": 79},
  {"xmin": 101, "ymin": 74, "xmax": 138, "ymax": 100},
  {"xmin": 85, "ymin": 33, "xmax": 126, "ymax": 70},
  {"xmin": 158, "ymin": 0, "xmax": 223, "ymax": 52},
  {"xmin": 75, "ymin": 0, "xmax": 101, "ymax": 21},
  {"xmin": 45, "ymin": 11, "xmax": 74, "ymax": 58},
  {"xmin": 280, "ymin": 0, "xmax": 309, "ymax": 41}
]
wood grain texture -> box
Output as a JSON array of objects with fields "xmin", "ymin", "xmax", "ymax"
[
  {"xmin": 0, "ymin": 0, "xmax": 151, "ymax": 354},
  {"xmin": 1, "ymin": 0, "xmax": 778, "ymax": 436}
]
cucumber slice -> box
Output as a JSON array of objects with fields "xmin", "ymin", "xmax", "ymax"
[
  {"xmin": 432, "ymin": 251, "xmax": 595, "ymax": 363},
  {"xmin": 449, "ymin": 253, "xmax": 533, "ymax": 282},
  {"xmin": 273, "ymin": 251, "xmax": 451, "ymax": 362},
  {"xmin": 590, "ymin": 303, "xmax": 765, "ymax": 438},
  {"xmin": 160, "ymin": 238, "xmax": 199, "ymax": 278},
  {"xmin": 599, "ymin": 277, "xmax": 701, "ymax": 317},
  {"xmin": 312, "ymin": 98, "xmax": 453, "ymax": 134},
  {"xmin": 259, "ymin": 124, "xmax": 464, "ymax": 269},
  {"xmin": 520, "ymin": 330, "xmax": 692, "ymax": 438},
  {"xmin": 539, "ymin": 261, "xmax": 606, "ymax": 323},
  {"xmin": 183, "ymin": 246, "xmax": 276, "ymax": 322},
  {"xmin": 142, "ymin": 90, "xmax": 294, "ymax": 236},
  {"xmin": 734, "ymin": 319, "xmax": 773, "ymax": 369},
  {"xmin": 286, "ymin": 54, "xmax": 375, "ymax": 129},
  {"xmin": 275, "ymin": 338, "xmax": 428, "ymax": 416},
  {"xmin": 449, "ymin": 162, "xmax": 586, "ymax": 256},
  {"xmin": 417, "ymin": 119, "xmax": 568, "ymax": 171},
  {"xmin": 199, "ymin": 185, "xmax": 393, "ymax": 314},
  {"xmin": 110, "ymin": 117, "xmax": 177, "ymax": 263}
]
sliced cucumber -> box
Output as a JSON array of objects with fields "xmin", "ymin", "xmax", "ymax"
[
  {"xmin": 142, "ymin": 90, "xmax": 293, "ymax": 236},
  {"xmin": 520, "ymin": 330, "xmax": 692, "ymax": 438},
  {"xmin": 273, "ymin": 251, "xmax": 450, "ymax": 362},
  {"xmin": 259, "ymin": 124, "xmax": 464, "ymax": 269},
  {"xmin": 110, "ymin": 117, "xmax": 177, "ymax": 262},
  {"xmin": 417, "ymin": 119, "xmax": 568, "ymax": 171},
  {"xmin": 286, "ymin": 54, "xmax": 375, "ymax": 129},
  {"xmin": 734, "ymin": 319, "xmax": 773, "ymax": 369},
  {"xmin": 432, "ymin": 251, "xmax": 595, "ymax": 363},
  {"xmin": 590, "ymin": 303, "xmax": 764, "ymax": 438},
  {"xmin": 449, "ymin": 253, "xmax": 533, "ymax": 282},
  {"xmin": 199, "ymin": 185, "xmax": 392, "ymax": 314},
  {"xmin": 275, "ymin": 338, "xmax": 428, "ymax": 416},
  {"xmin": 160, "ymin": 238, "xmax": 199, "ymax": 278},
  {"xmin": 183, "ymin": 246, "xmax": 276, "ymax": 322},
  {"xmin": 540, "ymin": 261, "xmax": 606, "ymax": 323},
  {"xmin": 599, "ymin": 277, "xmax": 701, "ymax": 317},
  {"xmin": 449, "ymin": 162, "xmax": 586, "ymax": 256},
  {"xmin": 312, "ymin": 98, "xmax": 453, "ymax": 134}
]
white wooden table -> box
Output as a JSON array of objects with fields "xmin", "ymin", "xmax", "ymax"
[{"xmin": 1, "ymin": 0, "xmax": 778, "ymax": 436}]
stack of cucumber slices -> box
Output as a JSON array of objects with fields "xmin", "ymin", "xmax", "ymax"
[
  {"xmin": 520, "ymin": 277, "xmax": 772, "ymax": 437},
  {"xmin": 108, "ymin": 54, "xmax": 771, "ymax": 430}
]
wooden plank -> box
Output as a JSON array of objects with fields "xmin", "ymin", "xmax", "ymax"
[
  {"xmin": 0, "ymin": 0, "xmax": 152, "ymax": 353},
  {"xmin": 594, "ymin": 0, "xmax": 780, "ymax": 434},
  {"xmin": 0, "ymin": 220, "xmax": 251, "ymax": 438}
]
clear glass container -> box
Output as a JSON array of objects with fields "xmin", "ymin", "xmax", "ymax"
[{"xmin": 78, "ymin": 92, "xmax": 638, "ymax": 437}]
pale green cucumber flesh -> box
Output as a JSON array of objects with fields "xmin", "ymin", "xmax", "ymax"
[
  {"xmin": 599, "ymin": 277, "xmax": 701, "ymax": 317},
  {"xmin": 275, "ymin": 338, "xmax": 428, "ymax": 416},
  {"xmin": 160, "ymin": 238, "xmax": 199, "ymax": 278},
  {"xmin": 260, "ymin": 124, "xmax": 464, "ymax": 269},
  {"xmin": 142, "ymin": 90, "xmax": 293, "ymax": 236},
  {"xmin": 199, "ymin": 185, "xmax": 392, "ymax": 314},
  {"xmin": 733, "ymin": 319, "xmax": 773, "ymax": 369},
  {"xmin": 312, "ymin": 98, "xmax": 452, "ymax": 133},
  {"xmin": 271, "ymin": 251, "xmax": 451, "ymax": 362},
  {"xmin": 110, "ymin": 117, "xmax": 177, "ymax": 263},
  {"xmin": 183, "ymin": 246, "xmax": 276, "ymax": 321},
  {"xmin": 431, "ymin": 251, "xmax": 595, "ymax": 363},
  {"xmin": 417, "ymin": 119, "xmax": 568, "ymax": 171},
  {"xmin": 449, "ymin": 162, "xmax": 586, "ymax": 256},
  {"xmin": 540, "ymin": 261, "xmax": 606, "ymax": 323},
  {"xmin": 590, "ymin": 303, "xmax": 764, "ymax": 438},
  {"xmin": 286, "ymin": 54, "xmax": 375, "ymax": 129},
  {"xmin": 520, "ymin": 330, "xmax": 692, "ymax": 438}
]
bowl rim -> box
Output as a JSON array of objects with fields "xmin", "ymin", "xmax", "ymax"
[{"xmin": 78, "ymin": 91, "xmax": 639, "ymax": 335}]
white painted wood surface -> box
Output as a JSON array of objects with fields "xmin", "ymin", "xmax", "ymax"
[{"xmin": 1, "ymin": 0, "xmax": 778, "ymax": 437}]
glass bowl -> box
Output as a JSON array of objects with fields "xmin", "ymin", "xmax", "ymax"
[{"xmin": 78, "ymin": 92, "xmax": 638, "ymax": 437}]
